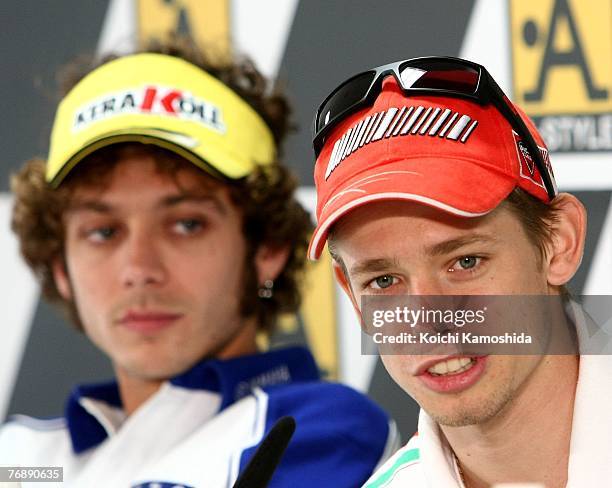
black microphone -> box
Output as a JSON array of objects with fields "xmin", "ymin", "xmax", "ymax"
[{"xmin": 232, "ymin": 416, "xmax": 296, "ymax": 488}]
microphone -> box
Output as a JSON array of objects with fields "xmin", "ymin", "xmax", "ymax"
[{"xmin": 232, "ymin": 416, "xmax": 296, "ymax": 488}]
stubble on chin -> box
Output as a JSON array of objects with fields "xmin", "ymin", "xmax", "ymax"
[{"xmin": 427, "ymin": 385, "xmax": 517, "ymax": 427}]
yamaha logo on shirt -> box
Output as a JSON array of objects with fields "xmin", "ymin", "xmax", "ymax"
[{"xmin": 73, "ymin": 85, "xmax": 226, "ymax": 133}]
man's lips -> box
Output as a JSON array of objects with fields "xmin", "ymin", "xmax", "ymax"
[
  {"xmin": 413, "ymin": 355, "xmax": 477, "ymax": 376},
  {"xmin": 413, "ymin": 355, "xmax": 488, "ymax": 394},
  {"xmin": 116, "ymin": 310, "xmax": 184, "ymax": 332}
]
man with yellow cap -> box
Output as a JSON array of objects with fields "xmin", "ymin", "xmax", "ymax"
[
  {"xmin": 309, "ymin": 57, "xmax": 612, "ymax": 487},
  {"xmin": 1, "ymin": 39, "xmax": 397, "ymax": 487}
]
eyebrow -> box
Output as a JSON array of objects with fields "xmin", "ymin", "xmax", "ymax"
[
  {"xmin": 425, "ymin": 234, "xmax": 497, "ymax": 257},
  {"xmin": 66, "ymin": 193, "xmax": 228, "ymax": 215},
  {"xmin": 349, "ymin": 257, "xmax": 402, "ymax": 277},
  {"xmin": 348, "ymin": 234, "xmax": 497, "ymax": 276},
  {"xmin": 66, "ymin": 201, "xmax": 112, "ymax": 214},
  {"xmin": 160, "ymin": 194, "xmax": 227, "ymax": 215}
]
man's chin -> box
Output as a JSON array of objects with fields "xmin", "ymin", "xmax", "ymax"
[
  {"xmin": 116, "ymin": 358, "xmax": 195, "ymax": 382},
  {"xmin": 430, "ymin": 408, "xmax": 499, "ymax": 427},
  {"xmin": 423, "ymin": 389, "xmax": 516, "ymax": 428}
]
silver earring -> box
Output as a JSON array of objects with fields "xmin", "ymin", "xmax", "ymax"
[{"xmin": 258, "ymin": 279, "xmax": 274, "ymax": 299}]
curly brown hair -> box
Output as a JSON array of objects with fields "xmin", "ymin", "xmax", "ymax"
[{"xmin": 11, "ymin": 36, "xmax": 312, "ymax": 333}]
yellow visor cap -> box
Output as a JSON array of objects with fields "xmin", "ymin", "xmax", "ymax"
[{"xmin": 46, "ymin": 53, "xmax": 276, "ymax": 186}]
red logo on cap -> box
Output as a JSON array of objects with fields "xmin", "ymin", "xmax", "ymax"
[{"xmin": 513, "ymin": 131, "xmax": 552, "ymax": 190}]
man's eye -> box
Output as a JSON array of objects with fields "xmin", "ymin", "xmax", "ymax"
[
  {"xmin": 369, "ymin": 275, "xmax": 396, "ymax": 289},
  {"xmin": 173, "ymin": 219, "xmax": 204, "ymax": 234},
  {"xmin": 86, "ymin": 227, "xmax": 115, "ymax": 242},
  {"xmin": 449, "ymin": 256, "xmax": 481, "ymax": 272}
]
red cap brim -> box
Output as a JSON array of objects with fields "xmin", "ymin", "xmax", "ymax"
[{"xmin": 308, "ymin": 157, "xmax": 517, "ymax": 259}]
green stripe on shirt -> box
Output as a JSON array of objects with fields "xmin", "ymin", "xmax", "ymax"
[{"xmin": 365, "ymin": 448, "xmax": 420, "ymax": 488}]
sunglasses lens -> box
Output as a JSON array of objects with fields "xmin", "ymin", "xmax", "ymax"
[
  {"xmin": 400, "ymin": 60, "xmax": 479, "ymax": 95},
  {"xmin": 316, "ymin": 71, "xmax": 376, "ymax": 134}
]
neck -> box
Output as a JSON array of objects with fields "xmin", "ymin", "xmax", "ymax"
[
  {"xmin": 115, "ymin": 318, "xmax": 260, "ymax": 416},
  {"xmin": 442, "ymin": 354, "xmax": 579, "ymax": 488},
  {"xmin": 116, "ymin": 373, "xmax": 164, "ymax": 417}
]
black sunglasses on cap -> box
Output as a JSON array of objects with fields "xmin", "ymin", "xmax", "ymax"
[{"xmin": 312, "ymin": 56, "xmax": 557, "ymax": 200}]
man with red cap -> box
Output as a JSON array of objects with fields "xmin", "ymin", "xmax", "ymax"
[{"xmin": 309, "ymin": 57, "xmax": 612, "ymax": 487}]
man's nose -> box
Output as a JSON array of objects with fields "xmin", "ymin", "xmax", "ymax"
[
  {"xmin": 408, "ymin": 275, "xmax": 459, "ymax": 339},
  {"xmin": 119, "ymin": 231, "xmax": 167, "ymax": 288}
]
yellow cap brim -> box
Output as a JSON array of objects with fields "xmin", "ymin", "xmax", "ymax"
[{"xmin": 47, "ymin": 53, "xmax": 275, "ymax": 187}]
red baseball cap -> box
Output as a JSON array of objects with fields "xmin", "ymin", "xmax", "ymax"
[{"xmin": 308, "ymin": 76, "xmax": 555, "ymax": 260}]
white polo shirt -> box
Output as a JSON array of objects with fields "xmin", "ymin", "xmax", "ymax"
[
  {"xmin": 363, "ymin": 303, "xmax": 612, "ymax": 488},
  {"xmin": 0, "ymin": 347, "xmax": 398, "ymax": 487}
]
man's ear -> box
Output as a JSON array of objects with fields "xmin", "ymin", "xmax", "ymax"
[
  {"xmin": 254, "ymin": 244, "xmax": 291, "ymax": 284},
  {"xmin": 52, "ymin": 257, "xmax": 72, "ymax": 300},
  {"xmin": 546, "ymin": 193, "xmax": 587, "ymax": 287}
]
